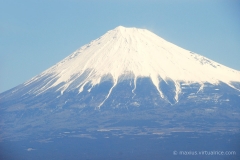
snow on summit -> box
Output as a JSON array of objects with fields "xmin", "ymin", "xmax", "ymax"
[{"xmin": 24, "ymin": 26, "xmax": 240, "ymax": 101}]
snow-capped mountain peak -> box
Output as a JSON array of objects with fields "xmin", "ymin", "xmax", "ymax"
[{"xmin": 23, "ymin": 26, "xmax": 240, "ymax": 106}]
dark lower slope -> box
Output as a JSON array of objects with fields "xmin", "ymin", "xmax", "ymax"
[{"xmin": 0, "ymin": 78, "xmax": 240, "ymax": 141}]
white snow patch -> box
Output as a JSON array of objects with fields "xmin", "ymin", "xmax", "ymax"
[
  {"xmin": 131, "ymin": 76, "xmax": 137, "ymax": 96},
  {"xmin": 197, "ymin": 83, "xmax": 204, "ymax": 93},
  {"xmin": 131, "ymin": 102, "xmax": 140, "ymax": 107},
  {"xmin": 174, "ymin": 81, "xmax": 181, "ymax": 102},
  {"xmin": 26, "ymin": 148, "xmax": 35, "ymax": 151},
  {"xmin": 205, "ymin": 109, "xmax": 215, "ymax": 112}
]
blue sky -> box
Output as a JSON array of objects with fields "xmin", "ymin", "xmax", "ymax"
[{"xmin": 1, "ymin": 0, "xmax": 240, "ymax": 93}]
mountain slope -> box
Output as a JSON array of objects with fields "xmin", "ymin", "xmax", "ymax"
[{"xmin": 7, "ymin": 26, "xmax": 240, "ymax": 107}]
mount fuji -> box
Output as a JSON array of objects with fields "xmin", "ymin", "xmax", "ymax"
[{"xmin": 0, "ymin": 26, "xmax": 240, "ymax": 144}]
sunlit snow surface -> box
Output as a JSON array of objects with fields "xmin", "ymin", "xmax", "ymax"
[{"xmin": 23, "ymin": 26, "xmax": 240, "ymax": 107}]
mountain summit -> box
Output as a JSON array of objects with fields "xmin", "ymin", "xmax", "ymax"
[
  {"xmin": 18, "ymin": 26, "xmax": 240, "ymax": 106},
  {"xmin": 1, "ymin": 26, "xmax": 240, "ymax": 141}
]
